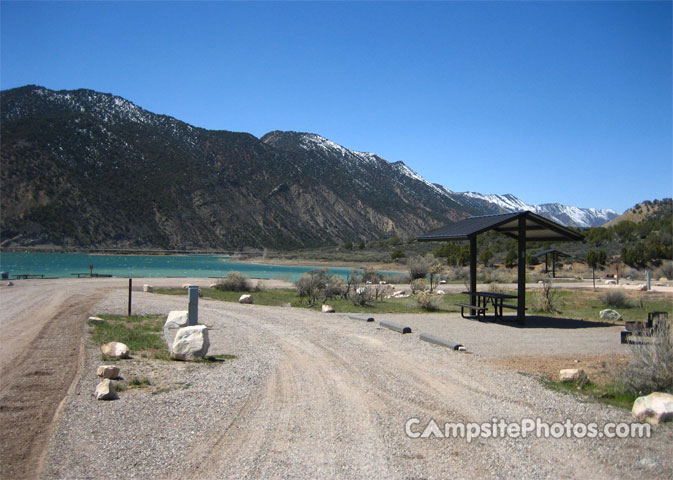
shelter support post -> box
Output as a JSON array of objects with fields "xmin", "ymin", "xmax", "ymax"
[
  {"xmin": 469, "ymin": 235, "xmax": 477, "ymax": 310},
  {"xmin": 517, "ymin": 217, "xmax": 526, "ymax": 325}
]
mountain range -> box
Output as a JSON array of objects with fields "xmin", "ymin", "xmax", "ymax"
[{"xmin": 0, "ymin": 85, "xmax": 618, "ymax": 250}]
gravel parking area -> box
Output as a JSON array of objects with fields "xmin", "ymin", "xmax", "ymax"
[{"xmin": 33, "ymin": 282, "xmax": 672, "ymax": 479}]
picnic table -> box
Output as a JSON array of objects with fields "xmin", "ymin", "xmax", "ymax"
[{"xmin": 458, "ymin": 291, "xmax": 519, "ymax": 321}]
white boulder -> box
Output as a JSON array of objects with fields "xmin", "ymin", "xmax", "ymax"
[
  {"xmin": 638, "ymin": 284, "xmax": 648, "ymax": 291},
  {"xmin": 143, "ymin": 284, "xmax": 153, "ymax": 293},
  {"xmin": 559, "ymin": 369, "xmax": 587, "ymax": 383},
  {"xmin": 94, "ymin": 379, "xmax": 119, "ymax": 400},
  {"xmin": 239, "ymin": 294, "xmax": 253, "ymax": 304},
  {"xmin": 101, "ymin": 342, "xmax": 130, "ymax": 359},
  {"xmin": 605, "ymin": 280, "xmax": 617, "ymax": 285},
  {"xmin": 88, "ymin": 316, "xmax": 105, "ymax": 324},
  {"xmin": 172, "ymin": 325, "xmax": 210, "ymax": 360},
  {"xmin": 322, "ymin": 304, "xmax": 335, "ymax": 313},
  {"xmin": 600, "ymin": 309, "xmax": 622, "ymax": 321},
  {"xmin": 97, "ymin": 365, "xmax": 120, "ymax": 379},
  {"xmin": 165, "ymin": 310, "xmax": 189, "ymax": 330},
  {"xmin": 632, "ymin": 392, "xmax": 673, "ymax": 425}
]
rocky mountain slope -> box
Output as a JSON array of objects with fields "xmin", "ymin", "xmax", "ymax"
[
  {"xmin": 1, "ymin": 86, "xmax": 475, "ymax": 250},
  {"xmin": 1, "ymin": 85, "xmax": 616, "ymax": 250}
]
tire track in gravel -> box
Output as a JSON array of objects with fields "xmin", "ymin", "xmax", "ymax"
[{"xmin": 0, "ymin": 287, "xmax": 107, "ymax": 480}]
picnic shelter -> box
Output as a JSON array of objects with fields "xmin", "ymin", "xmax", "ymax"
[
  {"xmin": 417, "ymin": 211, "xmax": 583, "ymax": 325},
  {"xmin": 534, "ymin": 249, "xmax": 571, "ymax": 278}
]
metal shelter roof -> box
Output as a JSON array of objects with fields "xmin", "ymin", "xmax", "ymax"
[
  {"xmin": 533, "ymin": 249, "xmax": 571, "ymax": 258},
  {"xmin": 416, "ymin": 211, "xmax": 584, "ymax": 242}
]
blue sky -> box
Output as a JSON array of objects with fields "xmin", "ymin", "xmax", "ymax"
[{"xmin": 1, "ymin": 1, "xmax": 671, "ymax": 213}]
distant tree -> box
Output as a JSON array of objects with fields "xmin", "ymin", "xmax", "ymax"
[
  {"xmin": 428, "ymin": 263, "xmax": 445, "ymax": 292},
  {"xmin": 343, "ymin": 241, "xmax": 353, "ymax": 250},
  {"xmin": 434, "ymin": 242, "xmax": 469, "ymax": 266},
  {"xmin": 505, "ymin": 247, "xmax": 517, "ymax": 268},
  {"xmin": 391, "ymin": 249, "xmax": 406, "ymax": 260},
  {"xmin": 479, "ymin": 249, "xmax": 493, "ymax": 267},
  {"xmin": 358, "ymin": 241, "xmax": 365, "ymax": 250},
  {"xmin": 585, "ymin": 227, "xmax": 614, "ymax": 246},
  {"xmin": 586, "ymin": 249, "xmax": 607, "ymax": 289}
]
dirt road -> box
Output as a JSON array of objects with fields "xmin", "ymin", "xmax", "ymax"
[
  {"xmin": 2, "ymin": 279, "xmax": 672, "ymax": 479},
  {"xmin": 0, "ymin": 280, "xmax": 108, "ymax": 479}
]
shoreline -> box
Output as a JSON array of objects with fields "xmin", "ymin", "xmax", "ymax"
[{"xmin": 236, "ymin": 255, "xmax": 407, "ymax": 272}]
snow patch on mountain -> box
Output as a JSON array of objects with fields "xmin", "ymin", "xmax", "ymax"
[
  {"xmin": 460, "ymin": 192, "xmax": 618, "ymax": 228},
  {"xmin": 299, "ymin": 133, "xmax": 379, "ymax": 165},
  {"xmin": 392, "ymin": 162, "xmax": 452, "ymax": 198}
]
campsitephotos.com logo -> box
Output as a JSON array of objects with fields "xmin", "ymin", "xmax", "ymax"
[{"xmin": 405, "ymin": 417, "xmax": 651, "ymax": 443}]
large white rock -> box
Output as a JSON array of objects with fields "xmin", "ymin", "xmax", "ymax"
[
  {"xmin": 322, "ymin": 304, "xmax": 335, "ymax": 313},
  {"xmin": 97, "ymin": 365, "xmax": 120, "ymax": 379},
  {"xmin": 172, "ymin": 325, "xmax": 210, "ymax": 360},
  {"xmin": 95, "ymin": 379, "xmax": 119, "ymax": 400},
  {"xmin": 88, "ymin": 316, "xmax": 105, "ymax": 324},
  {"xmin": 559, "ymin": 368, "xmax": 587, "ymax": 383},
  {"xmin": 143, "ymin": 284, "xmax": 153, "ymax": 293},
  {"xmin": 239, "ymin": 294, "xmax": 253, "ymax": 304},
  {"xmin": 632, "ymin": 392, "xmax": 673, "ymax": 425},
  {"xmin": 101, "ymin": 342, "xmax": 130, "ymax": 359},
  {"xmin": 165, "ymin": 310, "xmax": 189, "ymax": 330},
  {"xmin": 600, "ymin": 309, "xmax": 622, "ymax": 321}
]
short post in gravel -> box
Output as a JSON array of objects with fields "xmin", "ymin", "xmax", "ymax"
[{"xmin": 188, "ymin": 285, "xmax": 198, "ymax": 326}]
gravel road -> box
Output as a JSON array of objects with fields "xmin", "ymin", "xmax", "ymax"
[{"xmin": 2, "ymin": 278, "xmax": 671, "ymax": 479}]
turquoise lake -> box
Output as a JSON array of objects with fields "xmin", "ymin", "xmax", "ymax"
[{"xmin": 0, "ymin": 252, "xmax": 395, "ymax": 282}]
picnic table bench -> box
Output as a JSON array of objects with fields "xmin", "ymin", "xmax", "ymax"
[{"xmin": 459, "ymin": 291, "xmax": 520, "ymax": 321}]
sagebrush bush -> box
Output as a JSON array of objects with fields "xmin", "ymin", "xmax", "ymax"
[
  {"xmin": 415, "ymin": 291, "xmax": 441, "ymax": 311},
  {"xmin": 446, "ymin": 266, "xmax": 469, "ymax": 281},
  {"xmin": 295, "ymin": 268, "xmax": 341, "ymax": 306},
  {"xmin": 614, "ymin": 327, "xmax": 673, "ymax": 395},
  {"xmin": 348, "ymin": 286, "xmax": 374, "ymax": 306},
  {"xmin": 600, "ymin": 290, "xmax": 632, "ymax": 308},
  {"xmin": 656, "ymin": 261, "xmax": 673, "ymax": 280},
  {"xmin": 534, "ymin": 279, "xmax": 559, "ymax": 313},
  {"xmin": 410, "ymin": 278, "xmax": 426, "ymax": 293},
  {"xmin": 215, "ymin": 271, "xmax": 254, "ymax": 292}
]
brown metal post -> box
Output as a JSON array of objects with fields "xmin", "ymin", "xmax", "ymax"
[
  {"xmin": 469, "ymin": 235, "xmax": 477, "ymax": 312},
  {"xmin": 517, "ymin": 217, "xmax": 526, "ymax": 325}
]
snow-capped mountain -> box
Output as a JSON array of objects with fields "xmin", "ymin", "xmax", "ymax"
[
  {"xmin": 1, "ymin": 85, "xmax": 617, "ymax": 251},
  {"xmin": 456, "ymin": 192, "xmax": 619, "ymax": 228}
]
